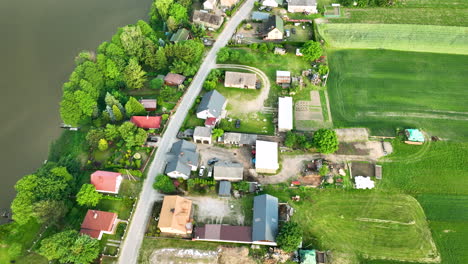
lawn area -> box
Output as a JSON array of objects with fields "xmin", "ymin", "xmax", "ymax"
[
  {"xmin": 264, "ymin": 187, "xmax": 439, "ymax": 263},
  {"xmin": 219, "ymin": 112, "xmax": 275, "ymax": 135},
  {"xmin": 97, "ymin": 197, "xmax": 135, "ymax": 220},
  {"xmin": 0, "ymin": 220, "xmax": 46, "ymax": 263},
  {"xmin": 215, "ymin": 81, "xmax": 261, "ymax": 104},
  {"xmin": 284, "ymin": 24, "xmax": 313, "ymax": 42},
  {"xmin": 316, "ymin": 23, "xmax": 468, "ymax": 55},
  {"xmin": 327, "ymin": 49, "xmax": 468, "ymax": 140}
]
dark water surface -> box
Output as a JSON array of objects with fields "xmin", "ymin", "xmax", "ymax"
[{"xmin": 0, "ymin": 0, "xmax": 151, "ymax": 210}]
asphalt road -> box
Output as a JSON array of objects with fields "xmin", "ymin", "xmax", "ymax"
[{"xmin": 117, "ymin": 1, "xmax": 256, "ymax": 263}]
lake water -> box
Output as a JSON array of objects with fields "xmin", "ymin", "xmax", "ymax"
[{"xmin": 0, "ymin": 0, "xmax": 151, "ymax": 211}]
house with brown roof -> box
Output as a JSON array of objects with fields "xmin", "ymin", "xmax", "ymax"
[
  {"xmin": 158, "ymin": 196, "xmax": 193, "ymax": 235},
  {"xmin": 130, "ymin": 116, "xmax": 162, "ymax": 129},
  {"xmin": 139, "ymin": 99, "xmax": 157, "ymax": 111},
  {"xmin": 194, "ymin": 224, "xmax": 252, "ymax": 243},
  {"xmin": 80, "ymin": 210, "xmax": 118, "ymax": 240},
  {"xmin": 164, "ymin": 73, "xmax": 186, "ymax": 86},
  {"xmin": 192, "ymin": 10, "xmax": 224, "ymax": 29},
  {"xmin": 224, "ymin": 71, "xmax": 257, "ymax": 89},
  {"xmin": 90, "ymin": 171, "xmax": 123, "ymax": 194}
]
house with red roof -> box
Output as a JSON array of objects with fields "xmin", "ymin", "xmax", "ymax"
[
  {"xmin": 80, "ymin": 210, "xmax": 118, "ymax": 240},
  {"xmin": 130, "ymin": 116, "xmax": 162, "ymax": 129},
  {"xmin": 90, "ymin": 171, "xmax": 123, "ymax": 194}
]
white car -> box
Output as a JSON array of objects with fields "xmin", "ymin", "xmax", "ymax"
[
  {"xmin": 207, "ymin": 167, "xmax": 213, "ymax": 177},
  {"xmin": 199, "ymin": 166, "xmax": 206, "ymax": 177}
]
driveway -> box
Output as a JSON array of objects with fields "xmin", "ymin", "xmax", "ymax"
[{"xmin": 117, "ymin": 1, "xmax": 257, "ymax": 263}]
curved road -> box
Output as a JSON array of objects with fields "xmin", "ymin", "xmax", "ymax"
[{"xmin": 117, "ymin": 1, "xmax": 256, "ymax": 263}]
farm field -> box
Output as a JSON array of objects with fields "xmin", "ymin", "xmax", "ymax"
[
  {"xmin": 327, "ymin": 49, "xmax": 468, "ymax": 140},
  {"xmin": 264, "ymin": 187, "xmax": 439, "ymax": 263},
  {"xmin": 316, "ymin": 23, "xmax": 468, "ymax": 55}
]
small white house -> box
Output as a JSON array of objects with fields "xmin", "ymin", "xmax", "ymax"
[
  {"xmin": 278, "ymin": 97, "xmax": 293, "ymax": 132},
  {"xmin": 255, "ymin": 140, "xmax": 279, "ymax": 174},
  {"xmin": 193, "ymin": 126, "xmax": 212, "ymax": 144}
]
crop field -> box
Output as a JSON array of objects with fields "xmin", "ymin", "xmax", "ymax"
[
  {"xmin": 316, "ymin": 23, "xmax": 468, "ymax": 55},
  {"xmin": 264, "ymin": 187, "xmax": 439, "ymax": 263},
  {"xmin": 327, "ymin": 49, "xmax": 468, "ymax": 140}
]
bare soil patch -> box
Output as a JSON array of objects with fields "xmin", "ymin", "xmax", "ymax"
[
  {"xmin": 149, "ymin": 248, "xmax": 218, "ymax": 264},
  {"xmin": 189, "ymin": 196, "xmax": 246, "ymax": 226},
  {"xmin": 218, "ymin": 247, "xmax": 256, "ymax": 264},
  {"xmin": 335, "ymin": 128, "xmax": 369, "ymax": 142}
]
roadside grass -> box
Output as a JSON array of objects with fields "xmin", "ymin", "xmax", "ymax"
[
  {"xmin": 263, "ymin": 187, "xmax": 438, "ymax": 263},
  {"xmin": 316, "ymin": 23, "xmax": 468, "ymax": 55},
  {"xmin": 327, "ymin": 49, "xmax": 468, "ymax": 140},
  {"xmin": 379, "ymin": 141, "xmax": 468, "ymax": 195},
  {"xmin": 332, "ymin": 8, "xmax": 468, "ymax": 27},
  {"xmin": 97, "ymin": 197, "xmax": 135, "ymax": 220},
  {"xmin": 219, "ymin": 112, "xmax": 274, "ymax": 135}
]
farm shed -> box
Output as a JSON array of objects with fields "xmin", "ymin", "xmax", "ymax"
[
  {"xmin": 158, "ymin": 196, "xmax": 193, "ymax": 235},
  {"xmin": 224, "ymin": 71, "xmax": 257, "ymax": 89},
  {"xmin": 255, "ymin": 140, "xmax": 279, "ymax": 174},
  {"xmin": 262, "ymin": 0, "xmax": 283, "ymax": 7},
  {"xmin": 276, "ymin": 70, "xmax": 291, "ymax": 84},
  {"xmin": 252, "ymin": 194, "xmax": 279, "ymax": 246},
  {"xmin": 274, "ymin": 47, "xmax": 287, "ymax": 55},
  {"xmin": 223, "ymin": 132, "xmax": 257, "ymax": 145},
  {"xmin": 214, "ymin": 161, "xmax": 243, "ymax": 181},
  {"xmin": 194, "ymin": 224, "xmax": 252, "ymax": 243},
  {"xmin": 164, "ymin": 73, "xmax": 186, "ymax": 86},
  {"xmin": 278, "ymin": 97, "xmax": 293, "ymax": 132},
  {"xmin": 287, "ymin": 0, "xmax": 318, "ymax": 14},
  {"xmin": 193, "ymin": 126, "xmax": 212, "ymax": 144},
  {"xmin": 218, "ymin": 181, "xmax": 232, "ymax": 197},
  {"xmin": 192, "ymin": 10, "xmax": 224, "ymax": 29}
]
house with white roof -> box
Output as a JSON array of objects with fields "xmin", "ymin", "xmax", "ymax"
[
  {"xmin": 278, "ymin": 97, "xmax": 293, "ymax": 132},
  {"xmin": 288, "ymin": 0, "xmax": 318, "ymax": 13},
  {"xmin": 255, "ymin": 140, "xmax": 279, "ymax": 174}
]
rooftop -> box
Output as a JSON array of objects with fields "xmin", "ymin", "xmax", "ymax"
[
  {"xmin": 288, "ymin": 0, "xmax": 317, "ymax": 6},
  {"xmin": 80, "ymin": 210, "xmax": 117, "ymax": 239},
  {"xmin": 255, "ymin": 140, "xmax": 279, "ymax": 171},
  {"xmin": 194, "ymin": 126, "xmax": 212, "ymax": 138},
  {"xmin": 130, "ymin": 116, "xmax": 162, "ymax": 129},
  {"xmin": 158, "ymin": 196, "xmax": 192, "ymax": 233},
  {"xmin": 197, "ymin": 90, "xmax": 226, "ymax": 118},
  {"xmin": 224, "ymin": 71, "xmax": 257, "ymax": 88},
  {"xmin": 90, "ymin": 171, "xmax": 122, "ymax": 193},
  {"xmin": 170, "ymin": 28, "xmax": 190, "ymax": 43},
  {"xmin": 253, "ymin": 194, "xmax": 279, "ymax": 243},
  {"xmin": 194, "ymin": 224, "xmax": 252, "ymax": 242},
  {"xmin": 164, "ymin": 73, "xmax": 186, "ymax": 85},
  {"xmin": 214, "ymin": 162, "xmax": 244, "ymax": 181},
  {"xmin": 278, "ymin": 97, "xmax": 293, "ymax": 131}
]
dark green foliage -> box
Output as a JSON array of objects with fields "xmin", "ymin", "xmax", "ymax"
[
  {"xmin": 217, "ymin": 47, "xmax": 230, "ymax": 63},
  {"xmin": 125, "ymin": 97, "xmax": 147, "ymax": 116},
  {"xmin": 276, "ymin": 222, "xmax": 302, "ymax": 252},
  {"xmin": 118, "ymin": 122, "xmax": 148, "ymax": 149},
  {"xmin": 339, "ymin": 0, "xmax": 394, "ymax": 7},
  {"xmin": 301, "ymin": 41, "xmax": 323, "ymax": 62},
  {"xmin": 150, "ymin": 77, "xmax": 164, "ymax": 89},
  {"xmin": 39, "ymin": 230, "xmax": 100, "ymax": 263},
  {"xmin": 124, "ymin": 57, "xmax": 147, "ymax": 89},
  {"xmin": 203, "ymin": 69, "xmax": 222, "ymax": 91},
  {"xmin": 284, "ymin": 131, "xmax": 312, "ymax": 149},
  {"xmin": 86, "ymin": 128, "xmax": 106, "ymax": 148},
  {"xmin": 153, "ymin": 174, "xmax": 176, "ymax": 193},
  {"xmin": 232, "ymin": 181, "xmax": 250, "ymax": 192},
  {"xmin": 32, "ymin": 200, "xmax": 68, "ymax": 225},
  {"xmin": 313, "ymin": 129, "xmax": 338, "ymax": 154}
]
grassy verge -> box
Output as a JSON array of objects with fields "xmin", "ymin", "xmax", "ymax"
[{"xmin": 318, "ymin": 90, "xmax": 329, "ymax": 122}]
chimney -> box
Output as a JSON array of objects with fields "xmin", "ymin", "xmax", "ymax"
[
  {"xmin": 170, "ymin": 208, "xmax": 175, "ymax": 213},
  {"xmin": 146, "ymin": 114, "xmax": 149, "ymax": 120},
  {"xmin": 93, "ymin": 211, "xmax": 98, "ymax": 219}
]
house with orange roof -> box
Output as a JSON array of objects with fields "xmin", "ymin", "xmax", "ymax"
[
  {"xmin": 158, "ymin": 196, "xmax": 193, "ymax": 235},
  {"xmin": 80, "ymin": 210, "xmax": 118, "ymax": 240},
  {"xmin": 130, "ymin": 116, "xmax": 162, "ymax": 129},
  {"xmin": 90, "ymin": 170, "xmax": 123, "ymax": 194}
]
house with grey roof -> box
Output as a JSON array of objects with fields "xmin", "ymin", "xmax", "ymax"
[
  {"xmin": 287, "ymin": 0, "xmax": 317, "ymax": 13},
  {"xmin": 165, "ymin": 140, "xmax": 199, "ymax": 179},
  {"xmin": 252, "ymin": 194, "xmax": 279, "ymax": 245},
  {"xmin": 214, "ymin": 162, "xmax": 243, "ymax": 181},
  {"xmin": 218, "ymin": 181, "xmax": 231, "ymax": 197},
  {"xmin": 196, "ymin": 90, "xmax": 227, "ymax": 126},
  {"xmin": 223, "ymin": 132, "xmax": 257, "ymax": 146},
  {"xmin": 192, "ymin": 10, "xmax": 224, "ymax": 29}
]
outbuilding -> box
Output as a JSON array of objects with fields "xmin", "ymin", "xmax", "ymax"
[
  {"xmin": 255, "ymin": 140, "xmax": 279, "ymax": 174},
  {"xmin": 139, "ymin": 99, "xmax": 157, "ymax": 111},
  {"xmin": 276, "ymin": 70, "xmax": 291, "ymax": 84},
  {"xmin": 252, "ymin": 194, "xmax": 278, "ymax": 246},
  {"xmin": 193, "ymin": 126, "xmax": 212, "ymax": 144},
  {"xmin": 214, "ymin": 161, "xmax": 243, "ymax": 181},
  {"xmin": 287, "ymin": 0, "xmax": 318, "ymax": 13},
  {"xmin": 218, "ymin": 181, "xmax": 232, "ymax": 197},
  {"xmin": 278, "ymin": 97, "xmax": 293, "ymax": 132},
  {"xmin": 130, "ymin": 116, "xmax": 162, "ymax": 129},
  {"xmin": 164, "ymin": 73, "xmax": 186, "ymax": 86},
  {"xmin": 223, "ymin": 132, "xmax": 257, "ymax": 146}
]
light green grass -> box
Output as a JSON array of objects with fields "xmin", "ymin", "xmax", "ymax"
[
  {"xmin": 327, "ymin": 49, "xmax": 468, "ymax": 140},
  {"xmin": 399, "ymin": 0, "xmax": 468, "ymax": 8},
  {"xmin": 219, "ymin": 112, "xmax": 275, "ymax": 135},
  {"xmin": 97, "ymin": 198, "xmax": 135, "ymax": 220},
  {"xmin": 317, "ymin": 23, "xmax": 468, "ymax": 55},
  {"xmin": 215, "ymin": 81, "xmax": 261, "ymax": 103},
  {"xmin": 284, "ymin": 24, "xmax": 313, "ymax": 42}
]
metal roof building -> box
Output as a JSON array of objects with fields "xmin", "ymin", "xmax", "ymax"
[
  {"xmin": 214, "ymin": 162, "xmax": 243, "ymax": 181},
  {"xmin": 218, "ymin": 181, "xmax": 232, "ymax": 197},
  {"xmin": 278, "ymin": 97, "xmax": 293, "ymax": 132},
  {"xmin": 252, "ymin": 194, "xmax": 278, "ymax": 245},
  {"xmin": 196, "ymin": 90, "xmax": 227, "ymax": 119},
  {"xmin": 255, "ymin": 140, "xmax": 279, "ymax": 174}
]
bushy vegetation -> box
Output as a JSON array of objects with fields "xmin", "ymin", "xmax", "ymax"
[
  {"xmin": 187, "ymin": 178, "xmax": 216, "ymax": 194},
  {"xmin": 153, "ymin": 174, "xmax": 176, "ymax": 194},
  {"xmin": 276, "ymin": 222, "xmax": 302, "ymax": 252}
]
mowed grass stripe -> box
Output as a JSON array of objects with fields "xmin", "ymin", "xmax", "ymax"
[{"xmin": 317, "ymin": 23, "xmax": 468, "ymax": 55}]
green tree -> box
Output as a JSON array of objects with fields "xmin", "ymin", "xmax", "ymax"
[
  {"xmin": 112, "ymin": 105, "xmax": 123, "ymax": 122},
  {"xmin": 276, "ymin": 222, "xmax": 302, "ymax": 252},
  {"xmin": 177, "ymin": 0, "xmax": 192, "ymax": 8},
  {"xmin": 64, "ymin": 235, "xmax": 100, "ymax": 264},
  {"xmin": 203, "ymin": 80, "xmax": 217, "ymax": 90},
  {"xmin": 168, "ymin": 3, "xmax": 188, "ymax": 25},
  {"xmin": 86, "ymin": 128, "xmax": 106, "ymax": 148},
  {"xmin": 32, "ymin": 200, "xmax": 68, "ymax": 225},
  {"xmin": 118, "ymin": 122, "xmax": 148, "ymax": 148},
  {"xmin": 142, "ymin": 39, "xmax": 159, "ymax": 68},
  {"xmin": 125, "ymin": 97, "xmax": 146, "ymax": 116},
  {"xmin": 120, "ymin": 26, "xmax": 145, "ymax": 60},
  {"xmin": 313, "ymin": 128, "xmax": 339, "ymax": 154},
  {"xmin": 153, "ymin": 0, "xmax": 174, "ymax": 20},
  {"xmin": 284, "ymin": 131, "xmax": 297, "ymax": 148},
  {"xmin": 302, "ymin": 41, "xmax": 323, "ymax": 62},
  {"xmin": 75, "ymin": 50, "xmax": 95, "ymax": 66},
  {"xmin": 150, "ymin": 78, "xmax": 164, "ymax": 89},
  {"xmin": 124, "ymin": 57, "xmax": 147, "ymax": 89},
  {"xmin": 318, "ymin": 64, "xmax": 329, "ymax": 75},
  {"xmin": 212, "ymin": 128, "xmax": 224, "ymax": 138},
  {"xmin": 10, "ymin": 191, "xmax": 34, "ymax": 225},
  {"xmin": 217, "ymin": 47, "xmax": 230, "ymax": 63},
  {"xmin": 98, "ymin": 138, "xmax": 109, "ymax": 151},
  {"xmin": 319, "ymin": 164, "xmax": 329, "ymax": 176},
  {"xmin": 154, "ymin": 47, "xmax": 168, "ymax": 71},
  {"xmin": 153, "ymin": 174, "xmax": 176, "ymax": 193},
  {"xmin": 76, "ymin": 184, "xmax": 102, "ymax": 207},
  {"xmin": 105, "ymin": 124, "xmax": 120, "ymax": 141},
  {"xmin": 259, "ymin": 43, "xmax": 268, "ymax": 53}
]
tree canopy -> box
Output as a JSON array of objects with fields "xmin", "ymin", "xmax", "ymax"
[
  {"xmin": 276, "ymin": 222, "xmax": 302, "ymax": 252},
  {"xmin": 125, "ymin": 97, "xmax": 146, "ymax": 116},
  {"xmin": 302, "ymin": 41, "xmax": 323, "ymax": 62},
  {"xmin": 153, "ymin": 174, "xmax": 176, "ymax": 193},
  {"xmin": 39, "ymin": 230, "xmax": 100, "ymax": 263},
  {"xmin": 76, "ymin": 184, "xmax": 102, "ymax": 207},
  {"xmin": 313, "ymin": 128, "xmax": 339, "ymax": 154}
]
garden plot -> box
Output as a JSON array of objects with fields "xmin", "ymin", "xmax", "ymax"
[{"xmin": 295, "ymin": 91, "xmax": 324, "ymax": 131}]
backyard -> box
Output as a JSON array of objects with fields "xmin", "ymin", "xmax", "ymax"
[{"xmin": 327, "ymin": 49, "xmax": 468, "ymax": 140}]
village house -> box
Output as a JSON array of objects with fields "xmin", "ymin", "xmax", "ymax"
[
  {"xmin": 170, "ymin": 28, "xmax": 190, "ymax": 43},
  {"xmin": 287, "ymin": 0, "xmax": 318, "ymax": 13},
  {"xmin": 164, "ymin": 73, "xmax": 186, "ymax": 86},
  {"xmin": 192, "ymin": 10, "xmax": 224, "ymax": 29},
  {"xmin": 276, "ymin": 70, "xmax": 291, "ymax": 86},
  {"xmin": 194, "ymin": 224, "xmax": 252, "ymax": 243},
  {"xmin": 278, "ymin": 97, "xmax": 293, "ymax": 132},
  {"xmin": 193, "ymin": 126, "xmax": 212, "ymax": 144},
  {"xmin": 90, "ymin": 171, "xmax": 123, "ymax": 194},
  {"xmin": 262, "ymin": 16, "xmax": 284, "ymax": 40},
  {"xmin": 80, "ymin": 210, "xmax": 118, "ymax": 240},
  {"xmin": 262, "ymin": 0, "xmax": 283, "ymax": 8},
  {"xmin": 222, "ymin": 132, "xmax": 257, "ymax": 146},
  {"xmin": 130, "ymin": 116, "xmax": 162, "ymax": 129},
  {"xmin": 139, "ymin": 99, "xmax": 157, "ymax": 111},
  {"xmin": 196, "ymin": 90, "xmax": 227, "ymax": 127},
  {"xmin": 203, "ymin": 0, "xmax": 217, "ymax": 10},
  {"xmin": 213, "ymin": 161, "xmax": 244, "ymax": 181},
  {"xmin": 224, "ymin": 71, "xmax": 257, "ymax": 89},
  {"xmin": 158, "ymin": 196, "xmax": 193, "ymax": 235},
  {"xmin": 220, "ymin": 0, "xmax": 238, "ymax": 7},
  {"xmin": 252, "ymin": 194, "xmax": 278, "ymax": 246},
  {"xmin": 165, "ymin": 140, "xmax": 199, "ymax": 179},
  {"xmin": 255, "ymin": 140, "xmax": 279, "ymax": 174}
]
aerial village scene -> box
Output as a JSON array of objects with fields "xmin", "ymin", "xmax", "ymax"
[{"xmin": 0, "ymin": 0, "xmax": 467, "ymax": 264}]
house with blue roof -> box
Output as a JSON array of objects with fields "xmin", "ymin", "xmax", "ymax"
[{"xmin": 252, "ymin": 194, "xmax": 279, "ymax": 245}]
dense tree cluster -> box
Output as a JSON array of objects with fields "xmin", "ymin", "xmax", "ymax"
[
  {"xmin": 313, "ymin": 129, "xmax": 339, "ymax": 154},
  {"xmin": 301, "ymin": 41, "xmax": 323, "ymax": 62},
  {"xmin": 203, "ymin": 69, "xmax": 223, "ymax": 90},
  {"xmin": 276, "ymin": 222, "xmax": 302, "ymax": 252},
  {"xmin": 153, "ymin": 174, "xmax": 176, "ymax": 193},
  {"xmin": 149, "ymin": 0, "xmax": 192, "ymax": 31},
  {"xmin": 87, "ymin": 122, "xmax": 147, "ymax": 150},
  {"xmin": 39, "ymin": 230, "xmax": 100, "ymax": 263}
]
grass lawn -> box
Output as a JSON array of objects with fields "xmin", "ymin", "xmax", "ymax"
[
  {"xmin": 284, "ymin": 24, "xmax": 313, "ymax": 42},
  {"xmin": 215, "ymin": 81, "xmax": 261, "ymax": 104},
  {"xmin": 316, "ymin": 23, "xmax": 468, "ymax": 55},
  {"xmin": 119, "ymin": 179, "xmax": 142, "ymax": 198},
  {"xmin": 219, "ymin": 112, "xmax": 275, "ymax": 135},
  {"xmin": 327, "ymin": 49, "xmax": 468, "ymax": 140},
  {"xmin": 97, "ymin": 197, "xmax": 135, "ymax": 220},
  {"xmin": 264, "ymin": 187, "xmax": 439, "ymax": 263}
]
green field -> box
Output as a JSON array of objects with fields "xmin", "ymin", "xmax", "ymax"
[
  {"xmin": 327, "ymin": 49, "xmax": 468, "ymax": 140},
  {"xmin": 316, "ymin": 23, "xmax": 468, "ymax": 55},
  {"xmin": 264, "ymin": 187, "xmax": 439, "ymax": 263}
]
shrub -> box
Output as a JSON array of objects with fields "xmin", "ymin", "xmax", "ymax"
[
  {"xmin": 276, "ymin": 222, "xmax": 302, "ymax": 252},
  {"xmin": 153, "ymin": 174, "xmax": 176, "ymax": 193},
  {"xmin": 150, "ymin": 78, "xmax": 164, "ymax": 90},
  {"xmin": 302, "ymin": 41, "xmax": 323, "ymax": 62},
  {"xmin": 313, "ymin": 129, "xmax": 339, "ymax": 154}
]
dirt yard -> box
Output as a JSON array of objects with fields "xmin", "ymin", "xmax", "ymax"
[
  {"xmin": 149, "ymin": 248, "xmax": 218, "ymax": 264},
  {"xmin": 189, "ymin": 196, "xmax": 246, "ymax": 226},
  {"xmin": 335, "ymin": 128, "xmax": 369, "ymax": 142},
  {"xmin": 197, "ymin": 144, "xmax": 254, "ymax": 178}
]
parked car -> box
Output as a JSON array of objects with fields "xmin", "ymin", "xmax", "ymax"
[
  {"xmin": 285, "ymin": 29, "xmax": 290, "ymax": 37},
  {"xmin": 208, "ymin": 158, "xmax": 219, "ymax": 166},
  {"xmin": 207, "ymin": 167, "xmax": 213, "ymax": 177},
  {"xmin": 265, "ymin": 7, "xmax": 272, "ymax": 12},
  {"xmin": 235, "ymin": 119, "xmax": 241, "ymax": 128},
  {"xmin": 256, "ymin": 81, "xmax": 261, "ymax": 89},
  {"xmin": 199, "ymin": 166, "xmax": 205, "ymax": 177},
  {"xmin": 291, "ymin": 28, "xmax": 296, "ymax": 34}
]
